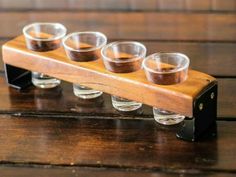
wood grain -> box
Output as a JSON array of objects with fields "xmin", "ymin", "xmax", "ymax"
[
  {"xmin": 2, "ymin": 36, "xmax": 217, "ymax": 117},
  {"xmin": 0, "ymin": 115, "xmax": 235, "ymax": 171},
  {"xmin": 0, "ymin": 77, "xmax": 151, "ymax": 117},
  {"xmin": 0, "ymin": 75, "xmax": 234, "ymax": 118},
  {"xmin": 0, "ymin": 12, "xmax": 236, "ymax": 41},
  {"xmin": 1, "ymin": 166, "xmax": 235, "ymax": 177},
  {"xmin": 0, "ymin": 0, "xmax": 235, "ymax": 11},
  {"xmin": 0, "ymin": 39, "xmax": 7, "ymax": 71},
  {"xmin": 218, "ymin": 79, "xmax": 236, "ymax": 118},
  {"xmin": 1, "ymin": 40, "xmax": 236, "ymax": 76}
]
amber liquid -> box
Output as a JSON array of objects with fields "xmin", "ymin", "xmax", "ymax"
[
  {"xmin": 67, "ymin": 46, "xmax": 101, "ymax": 62},
  {"xmin": 157, "ymin": 67, "xmax": 176, "ymax": 72},
  {"xmin": 113, "ymin": 57, "xmax": 131, "ymax": 61},
  {"xmin": 148, "ymin": 67, "xmax": 186, "ymax": 85},
  {"xmin": 26, "ymin": 32, "xmax": 61, "ymax": 52},
  {"xmin": 104, "ymin": 57, "xmax": 142, "ymax": 73}
]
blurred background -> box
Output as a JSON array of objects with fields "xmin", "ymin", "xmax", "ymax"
[{"xmin": 0, "ymin": 0, "xmax": 235, "ymax": 77}]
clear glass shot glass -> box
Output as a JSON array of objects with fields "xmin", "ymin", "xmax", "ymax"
[
  {"xmin": 143, "ymin": 53, "xmax": 190, "ymax": 125},
  {"xmin": 23, "ymin": 22, "xmax": 67, "ymax": 89},
  {"xmin": 101, "ymin": 41, "xmax": 146, "ymax": 112},
  {"xmin": 62, "ymin": 31, "xmax": 107, "ymax": 99}
]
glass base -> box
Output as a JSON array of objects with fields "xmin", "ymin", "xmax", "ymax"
[
  {"xmin": 111, "ymin": 96, "xmax": 142, "ymax": 112},
  {"xmin": 153, "ymin": 108, "xmax": 185, "ymax": 125},
  {"xmin": 32, "ymin": 72, "xmax": 60, "ymax": 89},
  {"xmin": 73, "ymin": 84, "xmax": 103, "ymax": 99}
]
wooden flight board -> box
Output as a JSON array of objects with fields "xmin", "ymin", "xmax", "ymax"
[{"xmin": 2, "ymin": 36, "xmax": 216, "ymax": 117}]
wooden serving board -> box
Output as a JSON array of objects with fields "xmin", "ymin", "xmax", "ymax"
[{"xmin": 2, "ymin": 36, "xmax": 216, "ymax": 117}]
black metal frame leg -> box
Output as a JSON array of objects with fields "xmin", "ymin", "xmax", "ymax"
[
  {"xmin": 4, "ymin": 64, "xmax": 32, "ymax": 90},
  {"xmin": 176, "ymin": 82, "xmax": 218, "ymax": 141}
]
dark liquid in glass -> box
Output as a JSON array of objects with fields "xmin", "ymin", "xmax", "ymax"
[
  {"xmin": 26, "ymin": 33, "xmax": 61, "ymax": 52},
  {"xmin": 147, "ymin": 67, "xmax": 186, "ymax": 85},
  {"xmin": 103, "ymin": 57, "xmax": 142, "ymax": 73},
  {"xmin": 67, "ymin": 46, "xmax": 101, "ymax": 62}
]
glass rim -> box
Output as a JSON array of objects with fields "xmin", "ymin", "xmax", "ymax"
[
  {"xmin": 23, "ymin": 22, "xmax": 67, "ymax": 41},
  {"xmin": 101, "ymin": 41, "xmax": 147, "ymax": 63},
  {"xmin": 62, "ymin": 31, "xmax": 107, "ymax": 52},
  {"xmin": 142, "ymin": 52, "xmax": 190, "ymax": 74}
]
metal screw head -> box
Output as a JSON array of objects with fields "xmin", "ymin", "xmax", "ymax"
[
  {"xmin": 211, "ymin": 92, "xmax": 215, "ymax": 99},
  {"xmin": 199, "ymin": 103, "xmax": 204, "ymax": 111}
]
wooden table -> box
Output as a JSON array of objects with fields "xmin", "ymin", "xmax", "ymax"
[{"xmin": 0, "ymin": 0, "xmax": 236, "ymax": 176}]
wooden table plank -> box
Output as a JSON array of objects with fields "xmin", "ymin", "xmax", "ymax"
[
  {"xmin": 0, "ymin": 12, "xmax": 236, "ymax": 41},
  {"xmin": 0, "ymin": 166, "xmax": 235, "ymax": 177},
  {"xmin": 0, "ymin": 0, "xmax": 235, "ymax": 12},
  {"xmin": 218, "ymin": 79, "xmax": 236, "ymax": 118},
  {"xmin": 1, "ymin": 40, "xmax": 236, "ymax": 76},
  {"xmin": 0, "ymin": 115, "xmax": 235, "ymax": 171},
  {"xmin": 0, "ymin": 76, "xmax": 234, "ymax": 118}
]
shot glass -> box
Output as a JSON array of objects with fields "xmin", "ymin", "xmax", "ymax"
[
  {"xmin": 101, "ymin": 41, "xmax": 146, "ymax": 112},
  {"xmin": 23, "ymin": 22, "xmax": 67, "ymax": 89},
  {"xmin": 143, "ymin": 53, "xmax": 190, "ymax": 125},
  {"xmin": 62, "ymin": 31, "xmax": 107, "ymax": 99}
]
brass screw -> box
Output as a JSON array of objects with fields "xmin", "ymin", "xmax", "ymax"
[
  {"xmin": 211, "ymin": 92, "xmax": 215, "ymax": 99},
  {"xmin": 199, "ymin": 103, "xmax": 203, "ymax": 111}
]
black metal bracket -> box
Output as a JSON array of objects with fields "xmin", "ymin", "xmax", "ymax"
[
  {"xmin": 4, "ymin": 64, "xmax": 32, "ymax": 90},
  {"xmin": 176, "ymin": 81, "xmax": 218, "ymax": 141}
]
